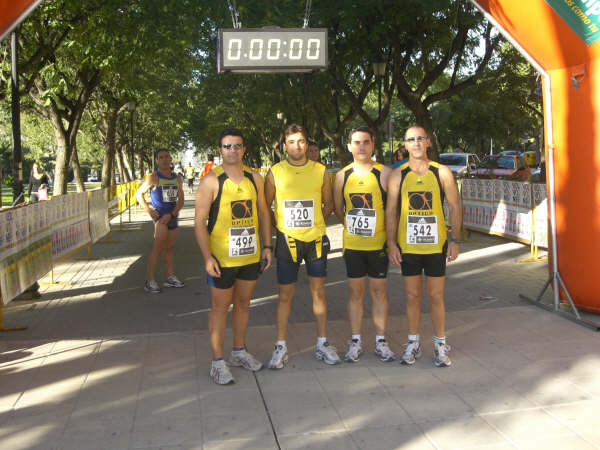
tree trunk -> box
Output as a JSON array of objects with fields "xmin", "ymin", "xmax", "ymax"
[
  {"xmin": 50, "ymin": 117, "xmax": 71, "ymax": 196},
  {"xmin": 115, "ymin": 146, "xmax": 127, "ymax": 183},
  {"xmin": 120, "ymin": 144, "xmax": 133, "ymax": 182},
  {"xmin": 70, "ymin": 145, "xmax": 85, "ymax": 192},
  {"xmin": 101, "ymin": 108, "xmax": 118, "ymax": 188}
]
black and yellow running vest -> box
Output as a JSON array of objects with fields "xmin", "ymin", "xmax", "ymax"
[
  {"xmin": 208, "ymin": 165, "xmax": 260, "ymax": 267},
  {"xmin": 397, "ymin": 161, "xmax": 447, "ymax": 254},
  {"xmin": 341, "ymin": 162, "xmax": 386, "ymax": 251}
]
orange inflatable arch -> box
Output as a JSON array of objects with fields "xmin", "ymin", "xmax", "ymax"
[{"xmin": 2, "ymin": 0, "xmax": 599, "ymax": 312}]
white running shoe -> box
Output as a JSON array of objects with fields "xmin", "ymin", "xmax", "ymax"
[
  {"xmin": 164, "ymin": 275, "xmax": 185, "ymax": 288},
  {"xmin": 434, "ymin": 342, "xmax": 452, "ymax": 367},
  {"xmin": 144, "ymin": 280, "xmax": 161, "ymax": 294},
  {"xmin": 374, "ymin": 339, "xmax": 396, "ymax": 362},
  {"xmin": 400, "ymin": 340, "xmax": 422, "ymax": 365},
  {"xmin": 229, "ymin": 349, "xmax": 263, "ymax": 372},
  {"xmin": 315, "ymin": 342, "xmax": 342, "ymax": 365},
  {"xmin": 344, "ymin": 339, "xmax": 363, "ymax": 363},
  {"xmin": 268, "ymin": 345, "xmax": 288, "ymax": 370},
  {"xmin": 210, "ymin": 360, "xmax": 235, "ymax": 385}
]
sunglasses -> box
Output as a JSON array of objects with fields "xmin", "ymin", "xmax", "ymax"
[
  {"xmin": 404, "ymin": 136, "xmax": 427, "ymax": 143},
  {"xmin": 221, "ymin": 143, "xmax": 243, "ymax": 150}
]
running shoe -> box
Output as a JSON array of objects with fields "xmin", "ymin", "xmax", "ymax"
[
  {"xmin": 164, "ymin": 275, "xmax": 185, "ymax": 288},
  {"xmin": 433, "ymin": 342, "xmax": 452, "ymax": 367},
  {"xmin": 268, "ymin": 344, "xmax": 288, "ymax": 370},
  {"xmin": 229, "ymin": 349, "xmax": 263, "ymax": 372},
  {"xmin": 374, "ymin": 339, "xmax": 396, "ymax": 362},
  {"xmin": 315, "ymin": 342, "xmax": 342, "ymax": 365},
  {"xmin": 344, "ymin": 339, "xmax": 363, "ymax": 363},
  {"xmin": 210, "ymin": 360, "xmax": 235, "ymax": 385},
  {"xmin": 400, "ymin": 340, "xmax": 422, "ymax": 365},
  {"xmin": 144, "ymin": 280, "xmax": 161, "ymax": 294}
]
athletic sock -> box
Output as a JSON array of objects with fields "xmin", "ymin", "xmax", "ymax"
[
  {"xmin": 276, "ymin": 340, "xmax": 287, "ymax": 348},
  {"xmin": 376, "ymin": 335, "xmax": 385, "ymax": 343},
  {"xmin": 232, "ymin": 347, "xmax": 244, "ymax": 355},
  {"xmin": 351, "ymin": 334, "xmax": 362, "ymax": 343},
  {"xmin": 408, "ymin": 334, "xmax": 420, "ymax": 343},
  {"xmin": 316, "ymin": 336, "xmax": 327, "ymax": 347},
  {"xmin": 212, "ymin": 357, "xmax": 224, "ymax": 364},
  {"xmin": 434, "ymin": 336, "xmax": 446, "ymax": 346}
]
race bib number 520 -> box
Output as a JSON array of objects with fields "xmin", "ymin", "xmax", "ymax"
[{"xmin": 283, "ymin": 200, "xmax": 314, "ymax": 228}]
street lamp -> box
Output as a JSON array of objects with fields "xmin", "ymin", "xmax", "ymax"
[
  {"xmin": 276, "ymin": 112, "xmax": 284, "ymax": 164},
  {"xmin": 126, "ymin": 100, "xmax": 137, "ymax": 180}
]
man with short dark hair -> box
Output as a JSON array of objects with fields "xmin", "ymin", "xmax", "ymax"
[
  {"xmin": 136, "ymin": 148, "xmax": 185, "ymax": 293},
  {"xmin": 195, "ymin": 128, "xmax": 273, "ymax": 384},
  {"xmin": 386, "ymin": 125, "xmax": 461, "ymax": 367},
  {"xmin": 333, "ymin": 126, "xmax": 395, "ymax": 363},
  {"xmin": 307, "ymin": 141, "xmax": 322, "ymax": 164},
  {"xmin": 264, "ymin": 124, "xmax": 341, "ymax": 369}
]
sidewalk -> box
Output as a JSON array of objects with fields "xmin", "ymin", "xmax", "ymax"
[{"xmin": 1, "ymin": 194, "xmax": 599, "ymax": 450}]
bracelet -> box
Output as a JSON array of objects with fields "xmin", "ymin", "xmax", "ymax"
[{"xmin": 263, "ymin": 245, "xmax": 273, "ymax": 250}]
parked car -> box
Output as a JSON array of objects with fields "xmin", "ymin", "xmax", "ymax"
[
  {"xmin": 471, "ymin": 155, "xmax": 531, "ymax": 180},
  {"xmin": 500, "ymin": 150, "xmax": 521, "ymax": 156},
  {"xmin": 87, "ymin": 173, "xmax": 99, "ymax": 182},
  {"xmin": 439, "ymin": 153, "xmax": 480, "ymax": 178}
]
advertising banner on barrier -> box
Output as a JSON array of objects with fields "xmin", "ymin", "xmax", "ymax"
[
  {"xmin": 89, "ymin": 188, "xmax": 110, "ymax": 244},
  {"xmin": 532, "ymin": 184, "xmax": 549, "ymax": 248},
  {"xmin": 51, "ymin": 192, "xmax": 91, "ymax": 261},
  {"xmin": 0, "ymin": 202, "xmax": 53, "ymax": 305},
  {"xmin": 462, "ymin": 179, "xmax": 535, "ymax": 244}
]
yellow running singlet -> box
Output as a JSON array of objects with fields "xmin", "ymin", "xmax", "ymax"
[
  {"xmin": 208, "ymin": 165, "xmax": 260, "ymax": 267},
  {"xmin": 397, "ymin": 162, "xmax": 447, "ymax": 254},
  {"xmin": 341, "ymin": 162, "xmax": 386, "ymax": 251}
]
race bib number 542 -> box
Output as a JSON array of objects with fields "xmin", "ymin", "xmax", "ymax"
[
  {"xmin": 406, "ymin": 215, "xmax": 438, "ymax": 244},
  {"xmin": 283, "ymin": 200, "xmax": 314, "ymax": 228}
]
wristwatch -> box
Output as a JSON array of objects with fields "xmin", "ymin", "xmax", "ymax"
[{"xmin": 450, "ymin": 237, "xmax": 461, "ymax": 244}]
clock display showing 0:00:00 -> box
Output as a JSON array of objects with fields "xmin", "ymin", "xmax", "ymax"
[{"xmin": 226, "ymin": 38, "xmax": 322, "ymax": 61}]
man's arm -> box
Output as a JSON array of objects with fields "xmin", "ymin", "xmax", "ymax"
[
  {"xmin": 174, "ymin": 175, "xmax": 184, "ymax": 216},
  {"xmin": 332, "ymin": 170, "xmax": 346, "ymax": 223},
  {"xmin": 264, "ymin": 170, "xmax": 276, "ymax": 226},
  {"xmin": 136, "ymin": 174, "xmax": 159, "ymax": 221},
  {"xmin": 194, "ymin": 173, "xmax": 221, "ymax": 277},
  {"xmin": 385, "ymin": 169, "xmax": 402, "ymax": 267},
  {"xmin": 253, "ymin": 171, "xmax": 273, "ymax": 271},
  {"xmin": 379, "ymin": 165, "xmax": 392, "ymax": 193},
  {"xmin": 321, "ymin": 167, "xmax": 334, "ymax": 220},
  {"xmin": 439, "ymin": 165, "xmax": 462, "ymax": 262}
]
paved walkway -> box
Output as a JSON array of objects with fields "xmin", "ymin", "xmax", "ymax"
[{"xmin": 1, "ymin": 194, "xmax": 599, "ymax": 450}]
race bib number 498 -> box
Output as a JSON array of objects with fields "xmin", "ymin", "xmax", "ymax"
[
  {"xmin": 406, "ymin": 215, "xmax": 438, "ymax": 244},
  {"xmin": 228, "ymin": 227, "xmax": 257, "ymax": 257},
  {"xmin": 283, "ymin": 200, "xmax": 314, "ymax": 228}
]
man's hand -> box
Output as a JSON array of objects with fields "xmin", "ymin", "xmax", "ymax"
[
  {"xmin": 158, "ymin": 212, "xmax": 171, "ymax": 224},
  {"xmin": 261, "ymin": 248, "xmax": 272, "ymax": 271},
  {"xmin": 149, "ymin": 209, "xmax": 160, "ymax": 221},
  {"xmin": 388, "ymin": 242, "xmax": 403, "ymax": 267},
  {"xmin": 205, "ymin": 255, "xmax": 221, "ymax": 278},
  {"xmin": 447, "ymin": 241, "xmax": 460, "ymax": 262}
]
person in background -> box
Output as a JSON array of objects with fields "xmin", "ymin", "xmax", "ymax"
[
  {"xmin": 28, "ymin": 162, "xmax": 50, "ymax": 202},
  {"xmin": 307, "ymin": 142, "xmax": 322, "ymax": 164},
  {"xmin": 201, "ymin": 155, "xmax": 215, "ymax": 178},
  {"xmin": 392, "ymin": 150, "xmax": 410, "ymax": 170}
]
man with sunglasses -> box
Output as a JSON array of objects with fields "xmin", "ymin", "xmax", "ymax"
[
  {"xmin": 264, "ymin": 123, "xmax": 341, "ymax": 369},
  {"xmin": 386, "ymin": 125, "xmax": 462, "ymax": 367},
  {"xmin": 333, "ymin": 126, "xmax": 396, "ymax": 363},
  {"xmin": 195, "ymin": 128, "xmax": 273, "ymax": 384}
]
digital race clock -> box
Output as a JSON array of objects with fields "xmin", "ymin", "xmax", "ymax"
[{"xmin": 217, "ymin": 28, "xmax": 328, "ymax": 73}]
